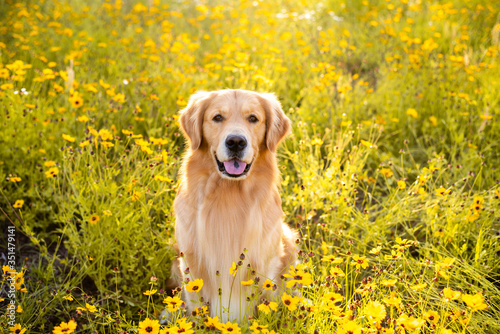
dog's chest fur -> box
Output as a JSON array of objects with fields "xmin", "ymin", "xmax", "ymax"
[{"xmin": 174, "ymin": 159, "xmax": 283, "ymax": 297}]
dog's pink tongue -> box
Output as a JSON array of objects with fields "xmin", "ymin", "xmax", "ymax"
[{"xmin": 224, "ymin": 159, "xmax": 247, "ymax": 175}]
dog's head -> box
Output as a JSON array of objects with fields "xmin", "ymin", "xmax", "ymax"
[{"xmin": 179, "ymin": 89, "xmax": 291, "ymax": 180}]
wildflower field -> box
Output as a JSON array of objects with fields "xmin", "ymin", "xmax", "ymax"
[{"xmin": 1, "ymin": 0, "xmax": 500, "ymax": 332}]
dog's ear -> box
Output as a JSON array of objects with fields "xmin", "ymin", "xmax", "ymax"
[
  {"xmin": 179, "ymin": 91, "xmax": 216, "ymax": 150},
  {"xmin": 257, "ymin": 93, "xmax": 291, "ymax": 153}
]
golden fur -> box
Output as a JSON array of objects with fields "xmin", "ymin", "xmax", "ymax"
[{"xmin": 172, "ymin": 89, "xmax": 298, "ymax": 321}]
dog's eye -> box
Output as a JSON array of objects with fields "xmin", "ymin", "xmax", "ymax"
[
  {"xmin": 248, "ymin": 115, "xmax": 258, "ymax": 123},
  {"xmin": 213, "ymin": 115, "xmax": 223, "ymax": 122}
]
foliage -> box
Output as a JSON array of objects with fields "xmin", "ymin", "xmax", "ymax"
[{"xmin": 0, "ymin": 0, "xmax": 499, "ymax": 333}]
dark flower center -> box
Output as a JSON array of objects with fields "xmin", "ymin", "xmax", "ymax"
[{"xmin": 146, "ymin": 326, "xmax": 153, "ymax": 333}]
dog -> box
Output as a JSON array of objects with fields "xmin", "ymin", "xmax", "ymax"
[{"xmin": 169, "ymin": 89, "xmax": 298, "ymax": 323}]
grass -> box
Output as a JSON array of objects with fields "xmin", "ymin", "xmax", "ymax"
[{"xmin": 0, "ymin": 0, "xmax": 499, "ymax": 333}]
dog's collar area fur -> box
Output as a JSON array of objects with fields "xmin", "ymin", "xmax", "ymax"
[{"xmin": 215, "ymin": 154, "xmax": 252, "ymax": 178}]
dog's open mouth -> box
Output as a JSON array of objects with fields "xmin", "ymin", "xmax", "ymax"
[{"xmin": 215, "ymin": 155, "xmax": 252, "ymax": 178}]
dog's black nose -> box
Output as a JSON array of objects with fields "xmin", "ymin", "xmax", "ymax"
[{"xmin": 226, "ymin": 135, "xmax": 247, "ymax": 152}]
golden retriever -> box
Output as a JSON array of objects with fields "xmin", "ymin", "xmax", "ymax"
[{"xmin": 170, "ymin": 89, "xmax": 298, "ymax": 322}]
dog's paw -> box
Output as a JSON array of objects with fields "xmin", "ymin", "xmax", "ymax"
[{"xmin": 159, "ymin": 308, "xmax": 178, "ymax": 325}]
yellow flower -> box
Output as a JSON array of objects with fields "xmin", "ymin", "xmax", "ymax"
[
  {"xmin": 411, "ymin": 282, "xmax": 427, "ymax": 291},
  {"xmin": 311, "ymin": 137, "xmax": 323, "ymax": 146},
  {"xmin": 204, "ymin": 316, "xmax": 222, "ymax": 330},
  {"xmin": 186, "ymin": 279, "xmax": 203, "ymax": 293},
  {"xmin": 323, "ymin": 292, "xmax": 343, "ymax": 304},
  {"xmin": 423, "ymin": 310, "xmax": 440, "ymax": 323},
  {"xmin": 249, "ymin": 321, "xmax": 268, "ymax": 334},
  {"xmin": 150, "ymin": 137, "xmax": 168, "ymax": 145},
  {"xmin": 283, "ymin": 264, "xmax": 313, "ymax": 288},
  {"xmin": 404, "ymin": 317, "xmax": 425, "ymax": 330},
  {"xmin": 138, "ymin": 318, "xmax": 160, "ymax": 334},
  {"xmin": 397, "ymin": 180, "xmax": 406, "ymax": 189},
  {"xmin": 369, "ymin": 246, "xmax": 382, "ymax": 255},
  {"xmin": 0, "ymin": 68, "xmax": 9, "ymax": 79},
  {"xmin": 85, "ymin": 303, "xmax": 97, "ymax": 312},
  {"xmin": 191, "ymin": 306, "xmax": 208, "ymax": 316},
  {"xmin": 62, "ymin": 133, "xmax": 75, "ymax": 142},
  {"xmin": 220, "ymin": 321, "xmax": 241, "ymax": 334},
  {"xmin": 89, "ymin": 215, "xmax": 100, "ymax": 224},
  {"xmin": 321, "ymin": 255, "xmax": 343, "ymax": 264},
  {"xmin": 383, "ymin": 292, "xmax": 401, "ymax": 307},
  {"xmin": 240, "ymin": 279, "xmax": 254, "ymax": 286},
  {"xmin": 381, "ymin": 279, "xmax": 398, "ymax": 287},
  {"xmin": 44, "ymin": 160, "xmax": 56, "ymax": 167},
  {"xmin": 384, "ymin": 250, "xmax": 402, "ymax": 261},
  {"xmin": 1, "ymin": 83, "xmax": 14, "ymax": 90},
  {"xmin": 479, "ymin": 114, "xmax": 492, "ymax": 120},
  {"xmin": 262, "ymin": 279, "xmax": 274, "ymax": 290},
  {"xmin": 337, "ymin": 321, "xmax": 362, "ymax": 334},
  {"xmin": 429, "ymin": 116, "xmax": 438, "ymax": 126},
  {"xmin": 257, "ymin": 301, "xmax": 278, "ymax": 314},
  {"xmin": 360, "ymin": 139, "xmax": 375, "ymax": 148},
  {"xmin": 99, "ymin": 129, "xmax": 113, "ymax": 141},
  {"xmin": 462, "ymin": 292, "xmax": 487, "ymax": 311},
  {"xmin": 10, "ymin": 324, "xmax": 27, "ymax": 334},
  {"xmin": 439, "ymin": 329, "xmax": 455, "ymax": 334},
  {"xmin": 45, "ymin": 167, "xmax": 59, "ymax": 178},
  {"xmin": 13, "ymin": 200, "xmax": 24, "ymax": 208},
  {"xmin": 351, "ymin": 255, "xmax": 369, "ymax": 269},
  {"xmin": 101, "ymin": 141, "xmax": 114, "ymax": 148},
  {"xmin": 10, "ymin": 176, "xmax": 22, "ymax": 182},
  {"xmin": 131, "ymin": 190, "xmax": 142, "ymax": 201},
  {"xmin": 69, "ymin": 94, "xmax": 83, "ymax": 108},
  {"xmin": 63, "ymin": 295, "xmax": 74, "ymax": 301},
  {"xmin": 229, "ymin": 261, "xmax": 238, "ymax": 276},
  {"xmin": 14, "ymin": 272, "xmax": 24, "ymax": 290},
  {"xmin": 99, "ymin": 80, "xmax": 110, "ymax": 89},
  {"xmin": 363, "ymin": 300, "xmax": 386, "ymax": 323},
  {"xmin": 436, "ymin": 187, "xmax": 451, "ymax": 196},
  {"xmin": 143, "ymin": 289, "xmax": 157, "ymax": 296},
  {"xmin": 16, "ymin": 304, "xmax": 22, "ymax": 313},
  {"xmin": 380, "ymin": 168, "xmax": 393, "ymax": 177},
  {"xmin": 406, "ymin": 108, "xmax": 418, "ymax": 118},
  {"xmin": 281, "ymin": 292, "xmax": 301, "ymax": 311},
  {"xmin": 443, "ymin": 287, "xmax": 461, "ymax": 300},
  {"xmin": 52, "ymin": 320, "xmax": 77, "ymax": 334},
  {"xmin": 330, "ymin": 267, "xmax": 345, "ymax": 279},
  {"xmin": 163, "ymin": 296, "xmax": 183, "ymax": 312},
  {"xmin": 79, "ymin": 140, "xmax": 89, "ymax": 148},
  {"xmin": 321, "ymin": 241, "xmax": 328, "ymax": 254},
  {"xmin": 113, "ymin": 93, "xmax": 126, "ymax": 103},
  {"xmin": 176, "ymin": 318, "xmax": 194, "ymax": 334},
  {"xmin": 77, "ymin": 115, "xmax": 89, "ymax": 122}
]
